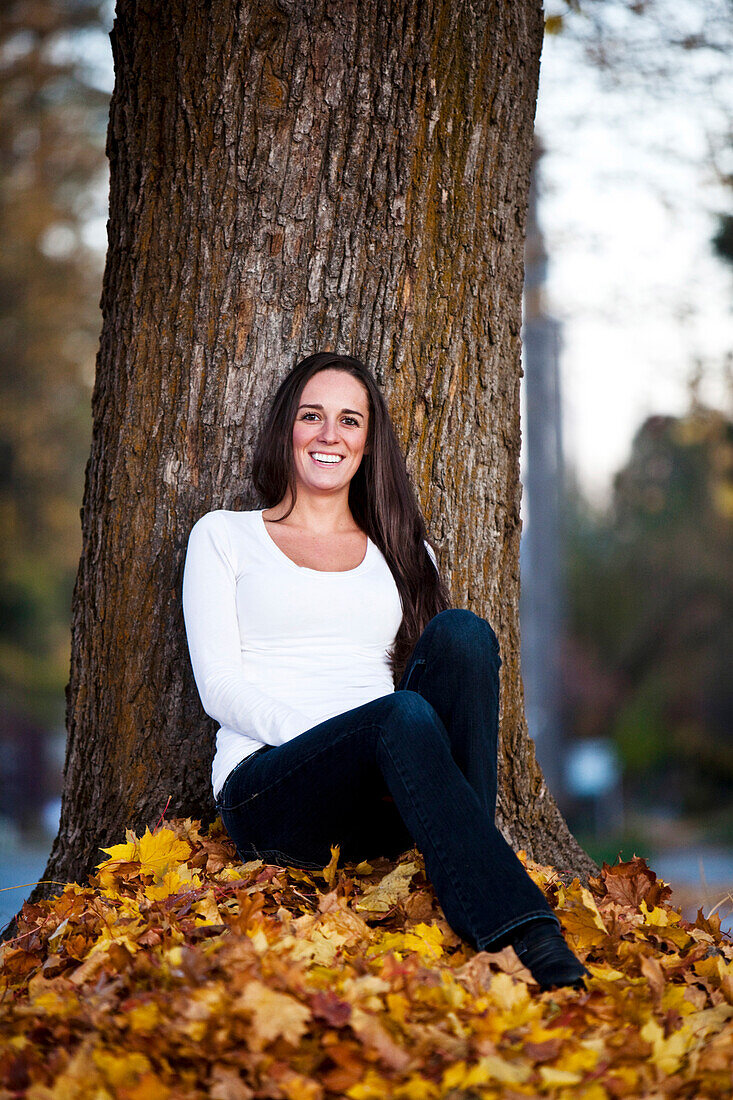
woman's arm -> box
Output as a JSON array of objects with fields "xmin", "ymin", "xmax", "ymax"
[{"xmin": 182, "ymin": 512, "xmax": 312, "ymax": 747}]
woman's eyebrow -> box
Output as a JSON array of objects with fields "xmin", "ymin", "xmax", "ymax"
[{"xmin": 298, "ymin": 403, "xmax": 365, "ymax": 418}]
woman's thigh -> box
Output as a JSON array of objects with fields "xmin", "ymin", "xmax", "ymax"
[{"xmin": 216, "ymin": 696, "xmax": 414, "ymax": 869}]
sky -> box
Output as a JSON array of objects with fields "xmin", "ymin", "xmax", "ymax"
[
  {"xmin": 73, "ymin": 2, "xmax": 733, "ymax": 507},
  {"xmin": 533, "ymin": 1, "xmax": 733, "ymax": 503}
]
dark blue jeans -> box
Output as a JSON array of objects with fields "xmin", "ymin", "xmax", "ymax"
[{"xmin": 215, "ymin": 609, "xmax": 559, "ymax": 950}]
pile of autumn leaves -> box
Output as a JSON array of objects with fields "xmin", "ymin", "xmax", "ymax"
[{"xmin": 2, "ymin": 820, "xmax": 733, "ymax": 1099}]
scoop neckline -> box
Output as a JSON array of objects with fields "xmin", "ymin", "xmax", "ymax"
[{"xmin": 257, "ymin": 509, "xmax": 374, "ymax": 575}]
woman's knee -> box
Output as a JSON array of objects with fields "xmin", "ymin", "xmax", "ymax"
[
  {"xmin": 376, "ymin": 690, "xmax": 442, "ymax": 742},
  {"xmin": 424, "ymin": 608, "xmax": 500, "ymax": 663}
]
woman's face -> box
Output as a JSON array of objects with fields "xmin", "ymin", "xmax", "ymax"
[{"xmin": 291, "ymin": 369, "xmax": 370, "ymax": 501}]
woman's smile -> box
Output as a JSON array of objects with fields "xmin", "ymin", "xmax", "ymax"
[{"xmin": 309, "ymin": 451, "xmax": 344, "ymax": 466}]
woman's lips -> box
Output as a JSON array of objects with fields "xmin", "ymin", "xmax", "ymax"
[{"xmin": 309, "ymin": 452, "xmax": 344, "ymax": 466}]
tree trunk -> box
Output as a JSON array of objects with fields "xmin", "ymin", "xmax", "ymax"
[{"xmin": 36, "ymin": 0, "xmax": 595, "ymax": 901}]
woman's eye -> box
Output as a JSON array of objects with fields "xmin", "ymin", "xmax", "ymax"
[
  {"xmin": 301, "ymin": 412, "xmax": 319, "ymax": 421},
  {"xmin": 342, "ymin": 417, "xmax": 359, "ymax": 426}
]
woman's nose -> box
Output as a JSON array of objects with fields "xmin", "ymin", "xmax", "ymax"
[{"xmin": 318, "ymin": 420, "xmax": 339, "ymax": 443}]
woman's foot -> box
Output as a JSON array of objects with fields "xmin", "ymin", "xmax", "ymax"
[{"xmin": 511, "ymin": 920, "xmax": 589, "ymax": 991}]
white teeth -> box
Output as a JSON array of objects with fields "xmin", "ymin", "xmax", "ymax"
[{"xmin": 311, "ymin": 453, "xmax": 343, "ymax": 464}]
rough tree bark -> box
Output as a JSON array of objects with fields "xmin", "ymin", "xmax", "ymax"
[{"xmin": 36, "ymin": 0, "xmax": 596, "ymax": 901}]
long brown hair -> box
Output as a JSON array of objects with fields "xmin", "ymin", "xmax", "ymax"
[{"xmin": 251, "ymin": 352, "xmax": 451, "ymax": 682}]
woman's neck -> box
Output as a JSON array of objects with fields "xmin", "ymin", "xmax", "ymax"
[{"xmin": 265, "ymin": 489, "xmax": 358, "ymax": 534}]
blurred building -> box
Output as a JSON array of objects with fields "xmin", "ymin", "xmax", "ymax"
[{"xmin": 521, "ymin": 142, "xmax": 566, "ymax": 802}]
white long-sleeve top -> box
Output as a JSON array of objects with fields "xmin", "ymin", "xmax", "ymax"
[{"xmin": 182, "ymin": 508, "xmax": 410, "ymax": 799}]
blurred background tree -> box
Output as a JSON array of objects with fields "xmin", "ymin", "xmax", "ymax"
[
  {"xmin": 0, "ymin": 0, "xmax": 107, "ymax": 727},
  {"xmin": 562, "ymin": 388, "xmax": 733, "ymax": 833}
]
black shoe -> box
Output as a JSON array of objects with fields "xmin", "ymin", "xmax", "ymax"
[{"xmin": 512, "ymin": 920, "xmax": 589, "ymax": 991}]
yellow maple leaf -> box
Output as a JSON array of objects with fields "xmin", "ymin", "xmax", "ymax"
[
  {"xmin": 97, "ymin": 826, "xmax": 192, "ymax": 894},
  {"xmin": 640, "ymin": 900, "xmax": 677, "ymax": 926},
  {"xmin": 145, "ymin": 868, "xmax": 187, "ymax": 901},
  {"xmin": 403, "ymin": 922, "xmax": 445, "ymax": 961}
]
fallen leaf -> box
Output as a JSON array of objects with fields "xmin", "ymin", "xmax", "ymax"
[
  {"xmin": 234, "ymin": 979, "xmax": 311, "ymax": 1050},
  {"xmin": 354, "ymin": 862, "xmax": 421, "ymax": 913}
]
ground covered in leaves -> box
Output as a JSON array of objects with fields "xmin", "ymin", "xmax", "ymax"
[{"xmin": 1, "ymin": 819, "xmax": 732, "ymax": 1098}]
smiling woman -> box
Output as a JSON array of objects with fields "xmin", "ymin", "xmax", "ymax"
[{"xmin": 181, "ymin": 351, "xmax": 588, "ymax": 991}]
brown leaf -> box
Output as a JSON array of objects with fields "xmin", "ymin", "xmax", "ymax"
[
  {"xmin": 310, "ymin": 990, "xmax": 352, "ymax": 1027},
  {"xmin": 404, "ymin": 890, "xmax": 435, "ymax": 923},
  {"xmin": 692, "ymin": 908, "xmax": 723, "ymax": 937},
  {"xmin": 597, "ymin": 856, "xmax": 672, "ymax": 908}
]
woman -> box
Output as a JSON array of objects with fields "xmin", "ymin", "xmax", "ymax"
[{"xmin": 182, "ymin": 351, "xmax": 587, "ymax": 991}]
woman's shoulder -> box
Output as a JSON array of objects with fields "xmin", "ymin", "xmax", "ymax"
[{"xmin": 188, "ymin": 508, "xmax": 262, "ymax": 540}]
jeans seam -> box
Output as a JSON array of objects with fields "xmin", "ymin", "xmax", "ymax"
[
  {"xmin": 217, "ymin": 748, "xmax": 268, "ymax": 811},
  {"xmin": 403, "ymin": 658, "xmax": 426, "ymax": 693},
  {"xmin": 377, "ymin": 731, "xmax": 485, "ymax": 948}
]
